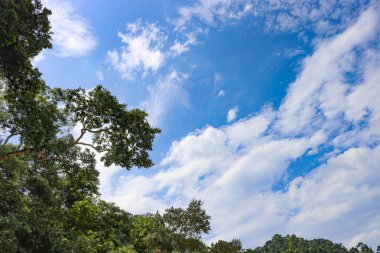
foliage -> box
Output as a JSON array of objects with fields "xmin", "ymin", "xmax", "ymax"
[
  {"xmin": 128, "ymin": 201, "xmax": 210, "ymax": 253},
  {"xmin": 210, "ymin": 239, "xmax": 242, "ymax": 253},
  {"xmin": 0, "ymin": 0, "xmax": 51, "ymax": 75},
  {"xmin": 62, "ymin": 86, "xmax": 160, "ymax": 168},
  {"xmin": 130, "ymin": 215, "xmax": 157, "ymax": 252},
  {"xmin": 163, "ymin": 200, "xmax": 211, "ymax": 238},
  {"xmin": 247, "ymin": 234, "xmax": 374, "ymax": 253}
]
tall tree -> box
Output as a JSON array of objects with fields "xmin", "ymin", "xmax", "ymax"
[
  {"xmin": 0, "ymin": 1, "xmax": 160, "ymax": 252},
  {"xmin": 162, "ymin": 199, "xmax": 210, "ymax": 252}
]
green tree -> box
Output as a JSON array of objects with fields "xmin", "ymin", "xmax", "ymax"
[
  {"xmin": 349, "ymin": 242, "xmax": 375, "ymax": 253},
  {"xmin": 0, "ymin": 1, "xmax": 159, "ymax": 252},
  {"xmin": 210, "ymin": 239, "xmax": 242, "ymax": 253},
  {"xmin": 163, "ymin": 200, "xmax": 211, "ymax": 238},
  {"xmin": 1, "ymin": 84, "xmax": 161, "ymax": 169},
  {"xmin": 130, "ymin": 215, "xmax": 157, "ymax": 253},
  {"xmin": 249, "ymin": 234, "xmax": 374, "ymax": 253},
  {"xmin": 0, "ymin": 0, "xmax": 51, "ymax": 73},
  {"xmin": 161, "ymin": 200, "xmax": 211, "ymax": 252},
  {"xmin": 128, "ymin": 201, "xmax": 210, "ymax": 253}
]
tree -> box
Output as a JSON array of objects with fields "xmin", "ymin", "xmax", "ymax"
[
  {"xmin": 248, "ymin": 234, "xmax": 374, "ymax": 253},
  {"xmin": 0, "ymin": 0, "xmax": 160, "ymax": 168},
  {"xmin": 163, "ymin": 200, "xmax": 211, "ymax": 238},
  {"xmin": 0, "ymin": 1, "xmax": 159, "ymax": 252},
  {"xmin": 0, "ymin": 0, "xmax": 51, "ymax": 76},
  {"xmin": 130, "ymin": 215, "xmax": 157, "ymax": 252},
  {"xmin": 349, "ymin": 243, "xmax": 374, "ymax": 253},
  {"xmin": 1, "ymin": 85, "xmax": 161, "ymax": 169},
  {"xmin": 129, "ymin": 200, "xmax": 210, "ymax": 253},
  {"xmin": 161, "ymin": 199, "xmax": 211, "ymax": 252},
  {"xmin": 61, "ymin": 86, "xmax": 161, "ymax": 168},
  {"xmin": 210, "ymin": 239, "xmax": 242, "ymax": 253}
]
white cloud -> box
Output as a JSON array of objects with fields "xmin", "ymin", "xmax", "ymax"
[
  {"xmin": 106, "ymin": 1, "xmax": 373, "ymax": 81},
  {"xmin": 227, "ymin": 106, "xmax": 238, "ymax": 122},
  {"xmin": 107, "ymin": 20, "xmax": 167, "ymax": 80},
  {"xmin": 174, "ymin": 0, "xmax": 372, "ymax": 37},
  {"xmin": 276, "ymin": 6, "xmax": 379, "ymax": 135},
  {"xmin": 107, "ymin": 22, "xmax": 202, "ymax": 80},
  {"xmin": 284, "ymin": 147, "xmax": 380, "ymax": 247},
  {"xmin": 174, "ymin": 0, "xmax": 250, "ymax": 30},
  {"xmin": 170, "ymin": 42, "xmax": 189, "ymax": 56},
  {"xmin": 141, "ymin": 71, "xmax": 189, "ymax": 127},
  {"xmin": 98, "ymin": 6, "xmax": 380, "ymax": 249},
  {"xmin": 42, "ymin": 0, "xmax": 97, "ymax": 57},
  {"xmin": 217, "ymin": 89, "xmax": 225, "ymax": 97},
  {"xmin": 170, "ymin": 31, "xmax": 199, "ymax": 56}
]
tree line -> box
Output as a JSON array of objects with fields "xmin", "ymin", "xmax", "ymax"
[{"xmin": 0, "ymin": 0, "xmax": 378, "ymax": 252}]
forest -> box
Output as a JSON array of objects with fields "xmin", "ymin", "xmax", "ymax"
[{"xmin": 0, "ymin": 0, "xmax": 379, "ymax": 252}]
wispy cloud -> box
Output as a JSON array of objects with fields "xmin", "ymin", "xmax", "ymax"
[
  {"xmin": 107, "ymin": 0, "xmax": 373, "ymax": 81},
  {"xmin": 99, "ymin": 6, "xmax": 380, "ymax": 248},
  {"xmin": 170, "ymin": 31, "xmax": 199, "ymax": 56},
  {"xmin": 276, "ymin": 6, "xmax": 379, "ymax": 135},
  {"xmin": 217, "ymin": 89, "xmax": 225, "ymax": 98},
  {"xmin": 107, "ymin": 21, "xmax": 201, "ymax": 80},
  {"xmin": 107, "ymin": 20, "xmax": 167, "ymax": 80},
  {"xmin": 174, "ymin": 0, "xmax": 251, "ymax": 30},
  {"xmin": 227, "ymin": 106, "xmax": 238, "ymax": 122},
  {"xmin": 42, "ymin": 0, "xmax": 97, "ymax": 57},
  {"xmin": 174, "ymin": 0, "xmax": 371, "ymax": 38},
  {"xmin": 141, "ymin": 70, "xmax": 189, "ymax": 127}
]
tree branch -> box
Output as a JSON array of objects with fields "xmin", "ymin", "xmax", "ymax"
[
  {"xmin": 0, "ymin": 147, "xmax": 37, "ymax": 161},
  {"xmin": 76, "ymin": 142, "xmax": 99, "ymax": 151},
  {"xmin": 73, "ymin": 129, "xmax": 86, "ymax": 144}
]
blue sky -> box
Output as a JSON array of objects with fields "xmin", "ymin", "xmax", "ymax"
[{"xmin": 35, "ymin": 0, "xmax": 380, "ymax": 249}]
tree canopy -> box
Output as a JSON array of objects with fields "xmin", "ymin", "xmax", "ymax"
[{"xmin": 246, "ymin": 234, "xmax": 375, "ymax": 253}]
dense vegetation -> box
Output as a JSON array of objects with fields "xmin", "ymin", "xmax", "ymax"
[
  {"xmin": 246, "ymin": 235, "xmax": 379, "ymax": 253},
  {"xmin": 0, "ymin": 0, "xmax": 378, "ymax": 252}
]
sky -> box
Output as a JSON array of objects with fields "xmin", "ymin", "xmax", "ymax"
[{"xmin": 34, "ymin": 0, "xmax": 380, "ymax": 249}]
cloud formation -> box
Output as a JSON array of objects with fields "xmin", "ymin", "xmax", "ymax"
[
  {"xmin": 42, "ymin": 0, "xmax": 97, "ymax": 57},
  {"xmin": 141, "ymin": 71, "xmax": 189, "ymax": 127},
  {"xmin": 107, "ymin": 20, "xmax": 167, "ymax": 80},
  {"xmin": 174, "ymin": 0, "xmax": 371, "ymax": 37},
  {"xmin": 99, "ymin": 5, "xmax": 380, "ymax": 248}
]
